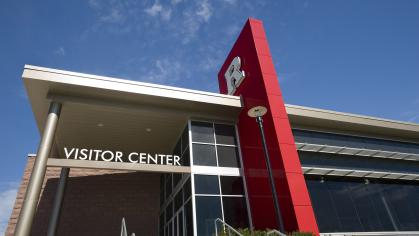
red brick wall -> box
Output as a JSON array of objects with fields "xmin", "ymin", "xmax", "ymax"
[{"xmin": 6, "ymin": 156, "xmax": 161, "ymax": 236}]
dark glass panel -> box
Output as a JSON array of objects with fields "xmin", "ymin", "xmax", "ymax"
[
  {"xmin": 220, "ymin": 176, "xmax": 244, "ymax": 195},
  {"xmin": 299, "ymin": 151, "xmax": 419, "ymax": 175},
  {"xmin": 222, "ymin": 197, "xmax": 249, "ymax": 229},
  {"xmin": 214, "ymin": 124, "xmax": 237, "ymax": 145},
  {"xmin": 306, "ymin": 176, "xmax": 419, "ymax": 232},
  {"xmin": 350, "ymin": 182, "xmax": 385, "ymax": 231},
  {"xmin": 173, "ymin": 174, "xmax": 182, "ymax": 188},
  {"xmin": 327, "ymin": 181, "xmax": 363, "ymax": 232},
  {"xmin": 166, "ymin": 202, "xmax": 173, "ymax": 222},
  {"xmin": 194, "ymin": 175, "xmax": 220, "ymax": 194},
  {"xmin": 183, "ymin": 178, "xmax": 191, "ymax": 201},
  {"xmin": 191, "ymin": 121, "xmax": 215, "ymax": 143},
  {"xmin": 217, "ymin": 146, "xmax": 240, "ymax": 168},
  {"xmin": 306, "ymin": 178, "xmax": 341, "ymax": 232},
  {"xmin": 166, "ymin": 174, "xmax": 173, "ymax": 199},
  {"xmin": 174, "ymin": 217, "xmax": 177, "ymax": 236},
  {"xmin": 293, "ymin": 129, "xmax": 419, "ymax": 154},
  {"xmin": 196, "ymin": 196, "xmax": 222, "ymax": 236},
  {"xmin": 182, "ymin": 125, "xmax": 189, "ymax": 153},
  {"xmin": 160, "ymin": 174, "xmax": 165, "ymax": 206},
  {"xmin": 367, "ymin": 183, "xmax": 395, "ymax": 231},
  {"xmin": 175, "ymin": 191, "xmax": 183, "ymax": 211},
  {"xmin": 179, "ymin": 210, "xmax": 184, "ymax": 236},
  {"xmin": 185, "ymin": 200, "xmax": 193, "ymax": 236},
  {"xmin": 382, "ymin": 184, "xmax": 419, "ymax": 230},
  {"xmin": 181, "ymin": 146, "xmax": 190, "ymax": 166},
  {"xmin": 192, "ymin": 144, "xmax": 217, "ymax": 166},
  {"xmin": 168, "ymin": 221, "xmax": 172, "ymax": 236},
  {"xmin": 159, "ymin": 213, "xmax": 164, "ymax": 233},
  {"xmin": 160, "ymin": 174, "xmax": 165, "ymax": 189},
  {"xmin": 173, "ymin": 139, "xmax": 181, "ymax": 157}
]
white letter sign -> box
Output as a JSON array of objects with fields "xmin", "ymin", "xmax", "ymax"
[{"xmin": 224, "ymin": 56, "xmax": 245, "ymax": 95}]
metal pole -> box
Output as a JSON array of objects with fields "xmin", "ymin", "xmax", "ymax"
[
  {"xmin": 47, "ymin": 167, "xmax": 70, "ymax": 236},
  {"xmin": 255, "ymin": 116, "xmax": 285, "ymax": 233},
  {"xmin": 14, "ymin": 102, "xmax": 62, "ymax": 236}
]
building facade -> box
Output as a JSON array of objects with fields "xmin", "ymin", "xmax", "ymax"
[{"xmin": 6, "ymin": 18, "xmax": 419, "ymax": 236}]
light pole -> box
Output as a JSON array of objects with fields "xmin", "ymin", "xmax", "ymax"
[{"xmin": 247, "ymin": 106, "xmax": 285, "ymax": 233}]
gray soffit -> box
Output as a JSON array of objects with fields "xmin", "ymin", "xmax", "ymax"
[
  {"xmin": 286, "ymin": 104, "xmax": 419, "ymax": 143},
  {"xmin": 296, "ymin": 142, "xmax": 419, "ymax": 161},
  {"xmin": 23, "ymin": 65, "xmax": 242, "ymax": 157},
  {"xmin": 47, "ymin": 158, "xmax": 191, "ymax": 174}
]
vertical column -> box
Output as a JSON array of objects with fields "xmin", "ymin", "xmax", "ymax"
[
  {"xmin": 47, "ymin": 167, "xmax": 70, "ymax": 236},
  {"xmin": 14, "ymin": 101, "xmax": 62, "ymax": 236},
  {"xmin": 218, "ymin": 18, "xmax": 319, "ymax": 234}
]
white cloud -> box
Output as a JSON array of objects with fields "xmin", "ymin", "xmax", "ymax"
[
  {"xmin": 222, "ymin": 0, "xmax": 237, "ymax": 4},
  {"xmin": 54, "ymin": 47, "xmax": 66, "ymax": 56},
  {"xmin": 100, "ymin": 8, "xmax": 124, "ymax": 23},
  {"xmin": 196, "ymin": 0, "xmax": 212, "ymax": 22},
  {"xmin": 145, "ymin": 2, "xmax": 172, "ymax": 21},
  {"xmin": 88, "ymin": 0, "xmax": 101, "ymax": 9},
  {"xmin": 171, "ymin": 0, "xmax": 183, "ymax": 5},
  {"xmin": 142, "ymin": 58, "xmax": 182, "ymax": 84},
  {"xmin": 145, "ymin": 2, "xmax": 163, "ymax": 16},
  {"xmin": 0, "ymin": 182, "xmax": 19, "ymax": 236}
]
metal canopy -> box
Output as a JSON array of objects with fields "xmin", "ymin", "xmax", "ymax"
[
  {"xmin": 302, "ymin": 166, "xmax": 419, "ymax": 181},
  {"xmin": 296, "ymin": 143, "xmax": 419, "ymax": 161},
  {"xmin": 23, "ymin": 65, "xmax": 243, "ymax": 159}
]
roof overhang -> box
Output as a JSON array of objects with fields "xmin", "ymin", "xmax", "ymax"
[
  {"xmin": 23, "ymin": 65, "xmax": 243, "ymax": 157},
  {"xmin": 286, "ymin": 104, "xmax": 419, "ymax": 143}
]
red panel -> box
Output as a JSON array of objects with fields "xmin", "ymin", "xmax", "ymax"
[
  {"xmin": 218, "ymin": 18, "xmax": 319, "ymax": 235},
  {"xmin": 278, "ymin": 144, "xmax": 303, "ymax": 174},
  {"xmin": 263, "ymin": 74, "xmax": 283, "ymax": 96}
]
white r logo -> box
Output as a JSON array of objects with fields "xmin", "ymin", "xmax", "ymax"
[{"xmin": 224, "ymin": 56, "xmax": 245, "ymax": 95}]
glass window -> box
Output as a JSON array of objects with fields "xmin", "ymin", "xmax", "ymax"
[
  {"xmin": 184, "ymin": 200, "xmax": 193, "ymax": 236},
  {"xmin": 192, "ymin": 144, "xmax": 217, "ymax": 166},
  {"xmin": 222, "ymin": 197, "xmax": 249, "ymax": 229},
  {"xmin": 215, "ymin": 124, "xmax": 237, "ymax": 145},
  {"xmin": 217, "ymin": 146, "xmax": 240, "ymax": 168},
  {"xmin": 306, "ymin": 179, "xmax": 341, "ymax": 232},
  {"xmin": 182, "ymin": 125, "xmax": 189, "ymax": 153},
  {"xmin": 159, "ymin": 213, "xmax": 164, "ymax": 234},
  {"xmin": 196, "ymin": 196, "xmax": 222, "ymax": 236},
  {"xmin": 175, "ymin": 191, "xmax": 183, "ymax": 211},
  {"xmin": 181, "ymin": 146, "xmax": 190, "ymax": 166},
  {"xmin": 173, "ymin": 174, "xmax": 182, "ymax": 188},
  {"xmin": 191, "ymin": 121, "xmax": 215, "ymax": 143},
  {"xmin": 174, "ymin": 217, "xmax": 177, "ymax": 236},
  {"xmin": 166, "ymin": 202, "xmax": 173, "ymax": 222},
  {"xmin": 293, "ymin": 129, "xmax": 419, "ymax": 155},
  {"xmin": 166, "ymin": 174, "xmax": 173, "ymax": 198},
  {"xmin": 194, "ymin": 175, "xmax": 220, "ymax": 194},
  {"xmin": 183, "ymin": 178, "xmax": 191, "ymax": 201},
  {"xmin": 220, "ymin": 176, "xmax": 244, "ymax": 195},
  {"xmin": 307, "ymin": 176, "xmax": 419, "ymax": 232},
  {"xmin": 179, "ymin": 210, "xmax": 184, "ymax": 236},
  {"xmin": 299, "ymin": 151, "xmax": 419, "ymax": 175},
  {"xmin": 168, "ymin": 221, "xmax": 173, "ymax": 236},
  {"xmin": 174, "ymin": 139, "xmax": 181, "ymax": 157},
  {"xmin": 327, "ymin": 181, "xmax": 363, "ymax": 232}
]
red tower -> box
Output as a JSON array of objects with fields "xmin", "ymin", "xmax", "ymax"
[{"xmin": 218, "ymin": 18, "xmax": 319, "ymax": 234}]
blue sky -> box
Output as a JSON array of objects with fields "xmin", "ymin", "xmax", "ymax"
[{"xmin": 0, "ymin": 0, "xmax": 418, "ymax": 233}]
